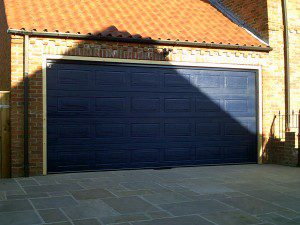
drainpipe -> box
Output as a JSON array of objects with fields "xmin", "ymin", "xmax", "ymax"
[
  {"xmin": 23, "ymin": 35, "xmax": 29, "ymax": 177},
  {"xmin": 282, "ymin": 0, "xmax": 290, "ymax": 130}
]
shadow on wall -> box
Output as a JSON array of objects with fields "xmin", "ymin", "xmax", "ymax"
[
  {"xmin": 9, "ymin": 26, "xmax": 258, "ymax": 176},
  {"xmin": 264, "ymin": 115, "xmax": 300, "ymax": 166},
  {"xmin": 0, "ymin": 0, "xmax": 11, "ymax": 91}
]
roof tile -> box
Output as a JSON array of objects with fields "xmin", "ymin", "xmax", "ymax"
[{"xmin": 3, "ymin": 0, "xmax": 266, "ymax": 47}]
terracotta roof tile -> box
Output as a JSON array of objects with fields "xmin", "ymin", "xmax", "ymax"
[{"xmin": 3, "ymin": 0, "xmax": 266, "ymax": 47}]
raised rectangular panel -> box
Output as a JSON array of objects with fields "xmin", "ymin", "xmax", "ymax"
[
  {"xmin": 132, "ymin": 149, "xmax": 160, "ymax": 163},
  {"xmin": 58, "ymin": 70, "xmax": 90, "ymax": 85},
  {"xmin": 225, "ymin": 99, "xmax": 247, "ymax": 112},
  {"xmin": 58, "ymin": 125, "xmax": 90, "ymax": 138},
  {"xmin": 224, "ymin": 122, "xmax": 249, "ymax": 136},
  {"xmin": 196, "ymin": 98, "xmax": 221, "ymax": 112},
  {"xmin": 196, "ymin": 147, "xmax": 222, "ymax": 160},
  {"xmin": 196, "ymin": 122, "xmax": 221, "ymax": 136},
  {"xmin": 58, "ymin": 97, "xmax": 90, "ymax": 112},
  {"xmin": 165, "ymin": 147, "xmax": 192, "ymax": 161},
  {"xmin": 131, "ymin": 98, "xmax": 160, "ymax": 112},
  {"xmin": 224, "ymin": 146, "xmax": 249, "ymax": 159},
  {"xmin": 47, "ymin": 126, "xmax": 57, "ymax": 139},
  {"xmin": 165, "ymin": 98, "xmax": 191, "ymax": 112},
  {"xmin": 131, "ymin": 123, "xmax": 159, "ymax": 137},
  {"xmin": 96, "ymin": 124, "xmax": 125, "ymax": 137},
  {"xmin": 165, "ymin": 123, "xmax": 191, "ymax": 136},
  {"xmin": 226, "ymin": 76, "xmax": 248, "ymax": 89},
  {"xmin": 95, "ymin": 71, "xmax": 125, "ymax": 86},
  {"xmin": 95, "ymin": 151, "xmax": 130, "ymax": 164},
  {"xmin": 95, "ymin": 98, "xmax": 125, "ymax": 112},
  {"xmin": 59, "ymin": 153, "xmax": 89, "ymax": 166},
  {"xmin": 164, "ymin": 73, "xmax": 191, "ymax": 87},
  {"xmin": 196, "ymin": 74, "xmax": 220, "ymax": 88},
  {"xmin": 131, "ymin": 72, "xmax": 160, "ymax": 87}
]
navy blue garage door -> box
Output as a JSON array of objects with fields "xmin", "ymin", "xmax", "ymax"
[{"xmin": 47, "ymin": 60, "xmax": 257, "ymax": 173}]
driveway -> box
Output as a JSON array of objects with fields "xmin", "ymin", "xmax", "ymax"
[{"xmin": 0, "ymin": 165, "xmax": 299, "ymax": 225}]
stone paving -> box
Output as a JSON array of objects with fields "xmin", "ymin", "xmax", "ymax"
[{"xmin": 0, "ymin": 164, "xmax": 299, "ymax": 225}]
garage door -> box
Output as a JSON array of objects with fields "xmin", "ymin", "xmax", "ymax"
[{"xmin": 47, "ymin": 60, "xmax": 257, "ymax": 173}]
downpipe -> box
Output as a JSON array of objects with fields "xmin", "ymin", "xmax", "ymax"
[
  {"xmin": 23, "ymin": 34, "xmax": 29, "ymax": 177},
  {"xmin": 282, "ymin": 0, "xmax": 291, "ymax": 130}
]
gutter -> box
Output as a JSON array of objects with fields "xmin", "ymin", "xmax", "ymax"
[
  {"xmin": 23, "ymin": 35, "xmax": 29, "ymax": 177},
  {"xmin": 8, "ymin": 29, "xmax": 273, "ymax": 52},
  {"xmin": 282, "ymin": 0, "xmax": 291, "ymax": 129}
]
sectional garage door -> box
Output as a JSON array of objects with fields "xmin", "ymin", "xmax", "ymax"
[{"xmin": 47, "ymin": 60, "xmax": 257, "ymax": 173}]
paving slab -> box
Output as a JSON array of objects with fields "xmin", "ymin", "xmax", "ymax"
[
  {"xmin": 0, "ymin": 192, "xmax": 5, "ymax": 201},
  {"xmin": 219, "ymin": 196, "xmax": 287, "ymax": 215},
  {"xmin": 141, "ymin": 192, "xmax": 190, "ymax": 205},
  {"xmin": 131, "ymin": 215, "xmax": 214, "ymax": 225},
  {"xmin": 71, "ymin": 188, "xmax": 115, "ymax": 200},
  {"xmin": 0, "ymin": 180, "xmax": 21, "ymax": 191},
  {"xmin": 100, "ymin": 213, "xmax": 149, "ymax": 224},
  {"xmin": 0, "ymin": 210, "xmax": 41, "ymax": 225},
  {"xmin": 0, "ymin": 199, "xmax": 33, "ymax": 212},
  {"xmin": 23, "ymin": 183, "xmax": 83, "ymax": 194},
  {"xmin": 73, "ymin": 218, "xmax": 102, "ymax": 225},
  {"xmin": 16, "ymin": 178, "xmax": 39, "ymax": 187},
  {"xmin": 159, "ymin": 199, "xmax": 234, "ymax": 215},
  {"xmin": 120, "ymin": 182, "xmax": 170, "ymax": 193},
  {"xmin": 201, "ymin": 210, "xmax": 262, "ymax": 225},
  {"xmin": 103, "ymin": 196, "xmax": 159, "ymax": 214},
  {"xmin": 275, "ymin": 198, "xmax": 300, "ymax": 212},
  {"xmin": 242, "ymin": 189, "xmax": 296, "ymax": 203},
  {"xmin": 46, "ymin": 222, "xmax": 72, "ymax": 225},
  {"xmin": 6, "ymin": 192, "xmax": 49, "ymax": 200},
  {"xmin": 30, "ymin": 196, "xmax": 78, "ymax": 209},
  {"xmin": 62, "ymin": 200, "xmax": 119, "ymax": 220},
  {"xmin": 275, "ymin": 209, "xmax": 300, "ymax": 219},
  {"xmin": 258, "ymin": 212, "xmax": 300, "ymax": 225},
  {"xmin": 293, "ymin": 217, "xmax": 300, "ymax": 223},
  {"xmin": 111, "ymin": 190, "xmax": 155, "ymax": 197},
  {"xmin": 38, "ymin": 208, "xmax": 68, "ymax": 223},
  {"xmin": 146, "ymin": 211, "xmax": 172, "ymax": 219}
]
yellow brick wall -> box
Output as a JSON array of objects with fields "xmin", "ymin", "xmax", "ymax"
[{"xmin": 286, "ymin": 0, "xmax": 300, "ymax": 113}]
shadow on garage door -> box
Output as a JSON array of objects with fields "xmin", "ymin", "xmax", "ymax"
[{"xmin": 46, "ymin": 58, "xmax": 258, "ymax": 173}]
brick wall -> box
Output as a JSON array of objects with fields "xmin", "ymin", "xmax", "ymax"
[
  {"xmin": 287, "ymin": 0, "xmax": 300, "ymax": 114},
  {"xmin": 7, "ymin": 0, "xmax": 300, "ymax": 176},
  {"xmin": 10, "ymin": 35, "xmax": 271, "ymax": 176},
  {"xmin": 0, "ymin": 0, "xmax": 11, "ymax": 91},
  {"xmin": 267, "ymin": 132, "xmax": 299, "ymax": 166},
  {"xmin": 218, "ymin": 0, "xmax": 269, "ymax": 41},
  {"xmin": 265, "ymin": 0, "xmax": 300, "ymax": 128}
]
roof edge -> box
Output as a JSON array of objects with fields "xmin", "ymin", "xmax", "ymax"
[{"xmin": 7, "ymin": 29, "xmax": 272, "ymax": 52}]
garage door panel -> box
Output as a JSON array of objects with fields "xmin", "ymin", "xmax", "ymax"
[
  {"xmin": 195, "ymin": 146, "xmax": 223, "ymax": 161},
  {"xmin": 47, "ymin": 62, "xmax": 257, "ymax": 172},
  {"xmin": 164, "ymin": 72, "xmax": 192, "ymax": 87},
  {"xmin": 131, "ymin": 148, "xmax": 161, "ymax": 163},
  {"xmin": 95, "ymin": 150, "xmax": 131, "ymax": 165},
  {"xmin": 96, "ymin": 123, "xmax": 126, "ymax": 138},
  {"xmin": 47, "ymin": 118, "xmax": 256, "ymax": 142},
  {"xmin": 95, "ymin": 70, "xmax": 127, "ymax": 87}
]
